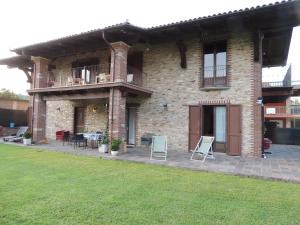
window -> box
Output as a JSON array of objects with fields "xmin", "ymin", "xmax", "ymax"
[{"xmin": 203, "ymin": 41, "xmax": 227, "ymax": 87}]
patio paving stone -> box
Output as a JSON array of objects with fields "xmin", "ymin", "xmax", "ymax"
[{"xmin": 1, "ymin": 139, "xmax": 300, "ymax": 183}]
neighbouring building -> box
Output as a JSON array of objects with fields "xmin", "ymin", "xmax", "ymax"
[
  {"xmin": 263, "ymin": 65, "xmax": 300, "ymax": 128},
  {"xmin": 1, "ymin": 0, "xmax": 300, "ymax": 157},
  {"xmin": 0, "ymin": 97, "xmax": 29, "ymax": 136}
]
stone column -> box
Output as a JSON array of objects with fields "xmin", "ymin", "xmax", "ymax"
[
  {"xmin": 110, "ymin": 41, "xmax": 130, "ymax": 82},
  {"xmin": 31, "ymin": 57, "xmax": 49, "ymax": 143},
  {"xmin": 109, "ymin": 89, "xmax": 126, "ymax": 140},
  {"xmin": 109, "ymin": 42, "xmax": 130, "ymax": 151}
]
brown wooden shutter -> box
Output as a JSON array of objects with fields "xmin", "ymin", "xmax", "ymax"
[
  {"xmin": 189, "ymin": 106, "xmax": 202, "ymax": 151},
  {"xmin": 227, "ymin": 105, "xmax": 241, "ymax": 156}
]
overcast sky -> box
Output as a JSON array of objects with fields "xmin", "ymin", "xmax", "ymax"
[{"xmin": 0, "ymin": 0, "xmax": 299, "ymax": 95}]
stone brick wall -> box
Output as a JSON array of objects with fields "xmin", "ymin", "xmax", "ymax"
[
  {"xmin": 45, "ymin": 100, "xmax": 108, "ymax": 140},
  {"xmin": 84, "ymin": 102, "xmax": 108, "ymax": 133},
  {"xmin": 134, "ymin": 31, "xmax": 259, "ymax": 156},
  {"xmin": 46, "ymin": 101, "xmax": 74, "ymax": 139}
]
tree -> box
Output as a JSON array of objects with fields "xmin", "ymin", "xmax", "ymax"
[{"xmin": 0, "ymin": 88, "xmax": 28, "ymax": 100}]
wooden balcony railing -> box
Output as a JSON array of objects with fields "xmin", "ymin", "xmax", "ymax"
[
  {"xmin": 202, "ymin": 65, "xmax": 228, "ymax": 88},
  {"xmin": 46, "ymin": 63, "xmax": 144, "ymax": 88}
]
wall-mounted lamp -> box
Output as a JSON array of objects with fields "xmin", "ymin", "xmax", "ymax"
[
  {"xmin": 163, "ymin": 103, "xmax": 168, "ymax": 111},
  {"xmin": 92, "ymin": 106, "xmax": 97, "ymax": 113},
  {"xmin": 104, "ymin": 103, "xmax": 108, "ymax": 110},
  {"xmin": 256, "ymin": 97, "xmax": 263, "ymax": 105}
]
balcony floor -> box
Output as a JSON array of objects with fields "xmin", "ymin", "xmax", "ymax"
[{"xmin": 28, "ymin": 82, "xmax": 152, "ymax": 99}]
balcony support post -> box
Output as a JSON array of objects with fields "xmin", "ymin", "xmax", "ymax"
[
  {"xmin": 31, "ymin": 57, "xmax": 49, "ymax": 143},
  {"xmin": 109, "ymin": 42, "xmax": 130, "ymax": 152}
]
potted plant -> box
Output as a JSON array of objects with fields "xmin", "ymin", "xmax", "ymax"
[
  {"xmin": 111, "ymin": 139, "xmax": 122, "ymax": 156},
  {"xmin": 23, "ymin": 132, "xmax": 32, "ymax": 145},
  {"xmin": 98, "ymin": 135, "xmax": 109, "ymax": 153}
]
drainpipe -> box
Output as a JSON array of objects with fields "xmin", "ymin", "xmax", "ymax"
[
  {"xmin": 31, "ymin": 63, "xmax": 36, "ymax": 135},
  {"xmin": 102, "ymin": 31, "xmax": 116, "ymax": 150}
]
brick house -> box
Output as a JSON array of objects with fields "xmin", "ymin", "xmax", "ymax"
[
  {"xmin": 0, "ymin": 97, "xmax": 29, "ymax": 136},
  {"xmin": 1, "ymin": 0, "xmax": 299, "ymax": 157}
]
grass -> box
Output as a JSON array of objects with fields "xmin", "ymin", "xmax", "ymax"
[{"xmin": 0, "ymin": 144, "xmax": 299, "ymax": 225}]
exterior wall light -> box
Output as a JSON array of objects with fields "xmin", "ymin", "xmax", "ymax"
[
  {"xmin": 163, "ymin": 103, "xmax": 168, "ymax": 110},
  {"xmin": 92, "ymin": 106, "xmax": 97, "ymax": 113},
  {"xmin": 256, "ymin": 97, "xmax": 263, "ymax": 105}
]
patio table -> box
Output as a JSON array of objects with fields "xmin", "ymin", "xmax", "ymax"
[{"xmin": 78, "ymin": 132, "xmax": 102, "ymax": 148}]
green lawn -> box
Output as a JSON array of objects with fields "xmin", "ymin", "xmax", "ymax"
[{"xmin": 0, "ymin": 144, "xmax": 299, "ymax": 225}]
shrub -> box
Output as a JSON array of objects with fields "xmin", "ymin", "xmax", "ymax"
[
  {"xmin": 101, "ymin": 135, "xmax": 109, "ymax": 145},
  {"xmin": 23, "ymin": 132, "xmax": 32, "ymax": 139},
  {"xmin": 111, "ymin": 139, "xmax": 122, "ymax": 151}
]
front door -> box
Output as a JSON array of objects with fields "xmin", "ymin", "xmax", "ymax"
[
  {"xmin": 74, "ymin": 107, "xmax": 85, "ymax": 133},
  {"xmin": 126, "ymin": 108, "xmax": 136, "ymax": 145}
]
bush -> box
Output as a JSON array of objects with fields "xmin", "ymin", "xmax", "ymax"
[
  {"xmin": 23, "ymin": 132, "xmax": 32, "ymax": 139},
  {"xmin": 111, "ymin": 139, "xmax": 122, "ymax": 151},
  {"xmin": 101, "ymin": 136, "xmax": 109, "ymax": 145}
]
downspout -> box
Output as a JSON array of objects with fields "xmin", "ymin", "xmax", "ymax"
[
  {"xmin": 31, "ymin": 63, "xmax": 36, "ymax": 136},
  {"xmin": 102, "ymin": 31, "xmax": 116, "ymax": 150}
]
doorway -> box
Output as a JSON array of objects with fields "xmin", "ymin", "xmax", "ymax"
[
  {"xmin": 202, "ymin": 105, "xmax": 227, "ymax": 152},
  {"xmin": 74, "ymin": 107, "xmax": 85, "ymax": 133},
  {"xmin": 126, "ymin": 107, "xmax": 136, "ymax": 145}
]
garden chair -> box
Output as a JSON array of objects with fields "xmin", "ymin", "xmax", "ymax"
[
  {"xmin": 96, "ymin": 73, "xmax": 107, "ymax": 83},
  {"xmin": 3, "ymin": 126, "xmax": 28, "ymax": 142},
  {"xmin": 150, "ymin": 136, "xmax": 167, "ymax": 161},
  {"xmin": 190, "ymin": 136, "xmax": 215, "ymax": 162},
  {"xmin": 73, "ymin": 134, "xmax": 87, "ymax": 150},
  {"xmin": 127, "ymin": 74, "xmax": 134, "ymax": 83}
]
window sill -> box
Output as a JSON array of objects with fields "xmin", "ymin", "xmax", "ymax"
[{"xmin": 199, "ymin": 86, "xmax": 230, "ymax": 91}]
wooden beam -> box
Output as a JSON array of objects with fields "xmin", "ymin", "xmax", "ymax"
[
  {"xmin": 254, "ymin": 29, "xmax": 264, "ymax": 63},
  {"xmin": 43, "ymin": 92, "xmax": 109, "ymax": 101},
  {"xmin": 20, "ymin": 69, "xmax": 32, "ymax": 83},
  {"xmin": 176, "ymin": 39, "xmax": 187, "ymax": 69}
]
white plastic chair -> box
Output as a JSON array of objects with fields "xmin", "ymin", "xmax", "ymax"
[
  {"xmin": 127, "ymin": 74, "xmax": 134, "ymax": 83},
  {"xmin": 150, "ymin": 136, "xmax": 167, "ymax": 161},
  {"xmin": 190, "ymin": 136, "xmax": 215, "ymax": 162}
]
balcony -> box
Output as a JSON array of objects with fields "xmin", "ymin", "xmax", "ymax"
[
  {"xmin": 201, "ymin": 65, "xmax": 229, "ymax": 89},
  {"xmin": 28, "ymin": 63, "xmax": 152, "ymax": 99},
  {"xmin": 264, "ymin": 105, "xmax": 300, "ymax": 118},
  {"xmin": 46, "ymin": 64, "xmax": 143, "ymax": 88}
]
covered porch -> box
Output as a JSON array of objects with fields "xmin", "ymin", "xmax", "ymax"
[
  {"xmin": 25, "ymin": 40, "xmax": 152, "ymax": 146},
  {"xmin": 41, "ymin": 84, "xmax": 151, "ymax": 148}
]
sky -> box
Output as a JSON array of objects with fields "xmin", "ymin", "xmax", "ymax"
[{"xmin": 0, "ymin": 0, "xmax": 299, "ymax": 95}]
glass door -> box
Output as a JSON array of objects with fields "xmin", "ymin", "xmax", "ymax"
[{"xmin": 214, "ymin": 106, "xmax": 227, "ymax": 152}]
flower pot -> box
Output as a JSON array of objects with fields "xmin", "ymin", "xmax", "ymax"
[
  {"xmin": 98, "ymin": 144, "xmax": 108, "ymax": 153},
  {"xmin": 111, "ymin": 150, "xmax": 119, "ymax": 156},
  {"xmin": 23, "ymin": 138, "xmax": 32, "ymax": 145}
]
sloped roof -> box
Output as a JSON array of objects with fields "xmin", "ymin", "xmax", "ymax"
[{"xmin": 2, "ymin": 0, "xmax": 300, "ymax": 67}]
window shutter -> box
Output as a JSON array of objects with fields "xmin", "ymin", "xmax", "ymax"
[
  {"xmin": 227, "ymin": 105, "xmax": 242, "ymax": 155},
  {"xmin": 189, "ymin": 106, "xmax": 202, "ymax": 151}
]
